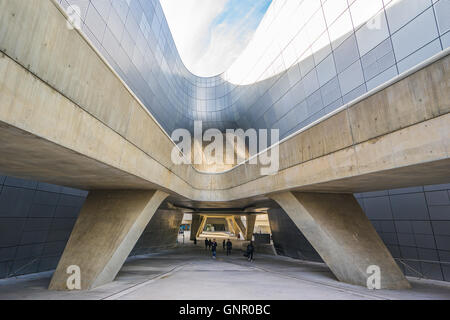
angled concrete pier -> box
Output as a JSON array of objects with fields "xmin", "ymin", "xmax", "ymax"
[
  {"xmin": 245, "ymin": 215, "xmax": 257, "ymax": 241},
  {"xmin": 270, "ymin": 192, "xmax": 410, "ymax": 289},
  {"xmin": 49, "ymin": 190, "xmax": 168, "ymax": 290}
]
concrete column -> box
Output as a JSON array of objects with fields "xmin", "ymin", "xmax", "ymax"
[
  {"xmin": 270, "ymin": 192, "xmax": 410, "ymax": 289},
  {"xmin": 190, "ymin": 214, "xmax": 202, "ymax": 241},
  {"xmin": 232, "ymin": 217, "xmax": 242, "ymax": 237},
  {"xmin": 197, "ymin": 216, "xmax": 207, "ymax": 238},
  {"xmin": 235, "ymin": 217, "xmax": 246, "ymax": 237},
  {"xmin": 49, "ymin": 190, "xmax": 168, "ymax": 291},
  {"xmin": 245, "ymin": 215, "xmax": 256, "ymax": 241},
  {"xmin": 226, "ymin": 217, "xmax": 234, "ymax": 233}
]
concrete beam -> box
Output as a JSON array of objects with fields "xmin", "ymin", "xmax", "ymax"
[
  {"xmin": 245, "ymin": 215, "xmax": 256, "ymax": 241},
  {"xmin": 235, "ymin": 217, "xmax": 247, "ymax": 237},
  {"xmin": 270, "ymin": 192, "xmax": 410, "ymax": 289},
  {"xmin": 226, "ymin": 217, "xmax": 234, "ymax": 233},
  {"xmin": 49, "ymin": 190, "xmax": 168, "ymax": 290},
  {"xmin": 131, "ymin": 209, "xmax": 184, "ymax": 254},
  {"xmin": 197, "ymin": 216, "xmax": 207, "ymax": 238},
  {"xmin": 232, "ymin": 217, "xmax": 242, "ymax": 237},
  {"xmin": 190, "ymin": 214, "xmax": 202, "ymax": 241}
]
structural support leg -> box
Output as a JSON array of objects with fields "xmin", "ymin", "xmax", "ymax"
[
  {"xmin": 49, "ymin": 190, "xmax": 168, "ymax": 290},
  {"xmin": 232, "ymin": 217, "xmax": 242, "ymax": 237},
  {"xmin": 190, "ymin": 214, "xmax": 202, "ymax": 241},
  {"xmin": 245, "ymin": 215, "xmax": 256, "ymax": 241},
  {"xmin": 235, "ymin": 217, "xmax": 246, "ymax": 238},
  {"xmin": 270, "ymin": 192, "xmax": 410, "ymax": 289},
  {"xmin": 226, "ymin": 217, "xmax": 234, "ymax": 234},
  {"xmin": 197, "ymin": 216, "xmax": 207, "ymax": 238}
]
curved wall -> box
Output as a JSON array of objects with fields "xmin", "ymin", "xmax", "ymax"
[
  {"xmin": 58, "ymin": 0, "xmax": 449, "ymax": 140},
  {"xmin": 58, "ymin": 0, "xmax": 236, "ymax": 133}
]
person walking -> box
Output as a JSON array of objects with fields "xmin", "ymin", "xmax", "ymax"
[
  {"xmin": 246, "ymin": 241, "xmax": 254, "ymax": 262},
  {"xmin": 222, "ymin": 239, "xmax": 226, "ymax": 251},
  {"xmin": 211, "ymin": 239, "xmax": 218, "ymax": 259},
  {"xmin": 226, "ymin": 239, "xmax": 232, "ymax": 256},
  {"xmin": 205, "ymin": 238, "xmax": 209, "ymax": 250}
]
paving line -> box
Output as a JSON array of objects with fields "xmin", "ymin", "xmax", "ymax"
[
  {"xmin": 223, "ymin": 259, "xmax": 392, "ymax": 300},
  {"xmin": 101, "ymin": 263, "xmax": 191, "ymax": 300}
]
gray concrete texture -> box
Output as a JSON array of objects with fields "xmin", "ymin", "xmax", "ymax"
[
  {"xmin": 1, "ymin": 246, "xmax": 450, "ymax": 300},
  {"xmin": 49, "ymin": 190, "xmax": 168, "ymax": 290},
  {"xmin": 130, "ymin": 209, "xmax": 183, "ymax": 256},
  {"xmin": 271, "ymin": 192, "xmax": 409, "ymax": 289},
  {"xmin": 0, "ymin": 0, "xmax": 448, "ymax": 202}
]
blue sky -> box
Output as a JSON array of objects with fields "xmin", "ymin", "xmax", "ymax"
[{"xmin": 160, "ymin": 0, "xmax": 272, "ymax": 76}]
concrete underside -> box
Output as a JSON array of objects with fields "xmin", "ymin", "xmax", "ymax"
[{"xmin": 1, "ymin": 246, "xmax": 449, "ymax": 300}]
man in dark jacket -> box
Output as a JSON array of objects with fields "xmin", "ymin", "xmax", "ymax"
[
  {"xmin": 226, "ymin": 239, "xmax": 232, "ymax": 256},
  {"xmin": 246, "ymin": 241, "xmax": 254, "ymax": 261},
  {"xmin": 211, "ymin": 239, "xmax": 218, "ymax": 259}
]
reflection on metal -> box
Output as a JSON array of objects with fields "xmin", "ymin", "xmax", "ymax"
[{"xmin": 56, "ymin": 0, "xmax": 449, "ymax": 141}]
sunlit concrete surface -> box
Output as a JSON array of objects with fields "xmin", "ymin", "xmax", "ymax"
[{"xmin": 1, "ymin": 245, "xmax": 449, "ymax": 300}]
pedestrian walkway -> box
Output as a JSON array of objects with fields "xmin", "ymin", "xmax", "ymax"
[{"xmin": 1, "ymin": 246, "xmax": 449, "ymax": 300}]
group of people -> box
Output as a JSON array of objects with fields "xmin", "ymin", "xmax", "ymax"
[
  {"xmin": 204, "ymin": 238, "xmax": 232, "ymax": 257},
  {"xmin": 203, "ymin": 238, "xmax": 254, "ymax": 261},
  {"xmin": 204, "ymin": 238, "xmax": 220, "ymax": 258}
]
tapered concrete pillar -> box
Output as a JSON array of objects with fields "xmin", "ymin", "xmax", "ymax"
[
  {"xmin": 245, "ymin": 215, "xmax": 256, "ymax": 241},
  {"xmin": 270, "ymin": 192, "xmax": 410, "ymax": 289},
  {"xmin": 226, "ymin": 217, "xmax": 234, "ymax": 233},
  {"xmin": 197, "ymin": 216, "xmax": 207, "ymax": 238},
  {"xmin": 235, "ymin": 217, "xmax": 246, "ymax": 237},
  {"xmin": 232, "ymin": 217, "xmax": 242, "ymax": 237},
  {"xmin": 190, "ymin": 214, "xmax": 202, "ymax": 241},
  {"xmin": 49, "ymin": 190, "xmax": 168, "ymax": 291}
]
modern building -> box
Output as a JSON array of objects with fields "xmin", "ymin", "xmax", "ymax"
[{"xmin": 0, "ymin": 0, "xmax": 449, "ymax": 296}]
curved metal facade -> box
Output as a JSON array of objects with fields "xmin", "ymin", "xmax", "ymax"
[{"xmin": 58, "ymin": 0, "xmax": 449, "ymax": 140}]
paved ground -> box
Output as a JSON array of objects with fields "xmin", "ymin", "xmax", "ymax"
[{"xmin": 1, "ymin": 245, "xmax": 449, "ymax": 300}]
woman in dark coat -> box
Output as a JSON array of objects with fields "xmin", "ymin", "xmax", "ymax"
[{"xmin": 246, "ymin": 241, "xmax": 254, "ymax": 261}]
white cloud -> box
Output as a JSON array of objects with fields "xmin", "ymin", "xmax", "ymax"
[{"xmin": 160, "ymin": 0, "xmax": 267, "ymax": 76}]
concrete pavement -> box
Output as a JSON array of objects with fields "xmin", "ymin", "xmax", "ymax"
[{"xmin": 1, "ymin": 245, "xmax": 449, "ymax": 300}]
